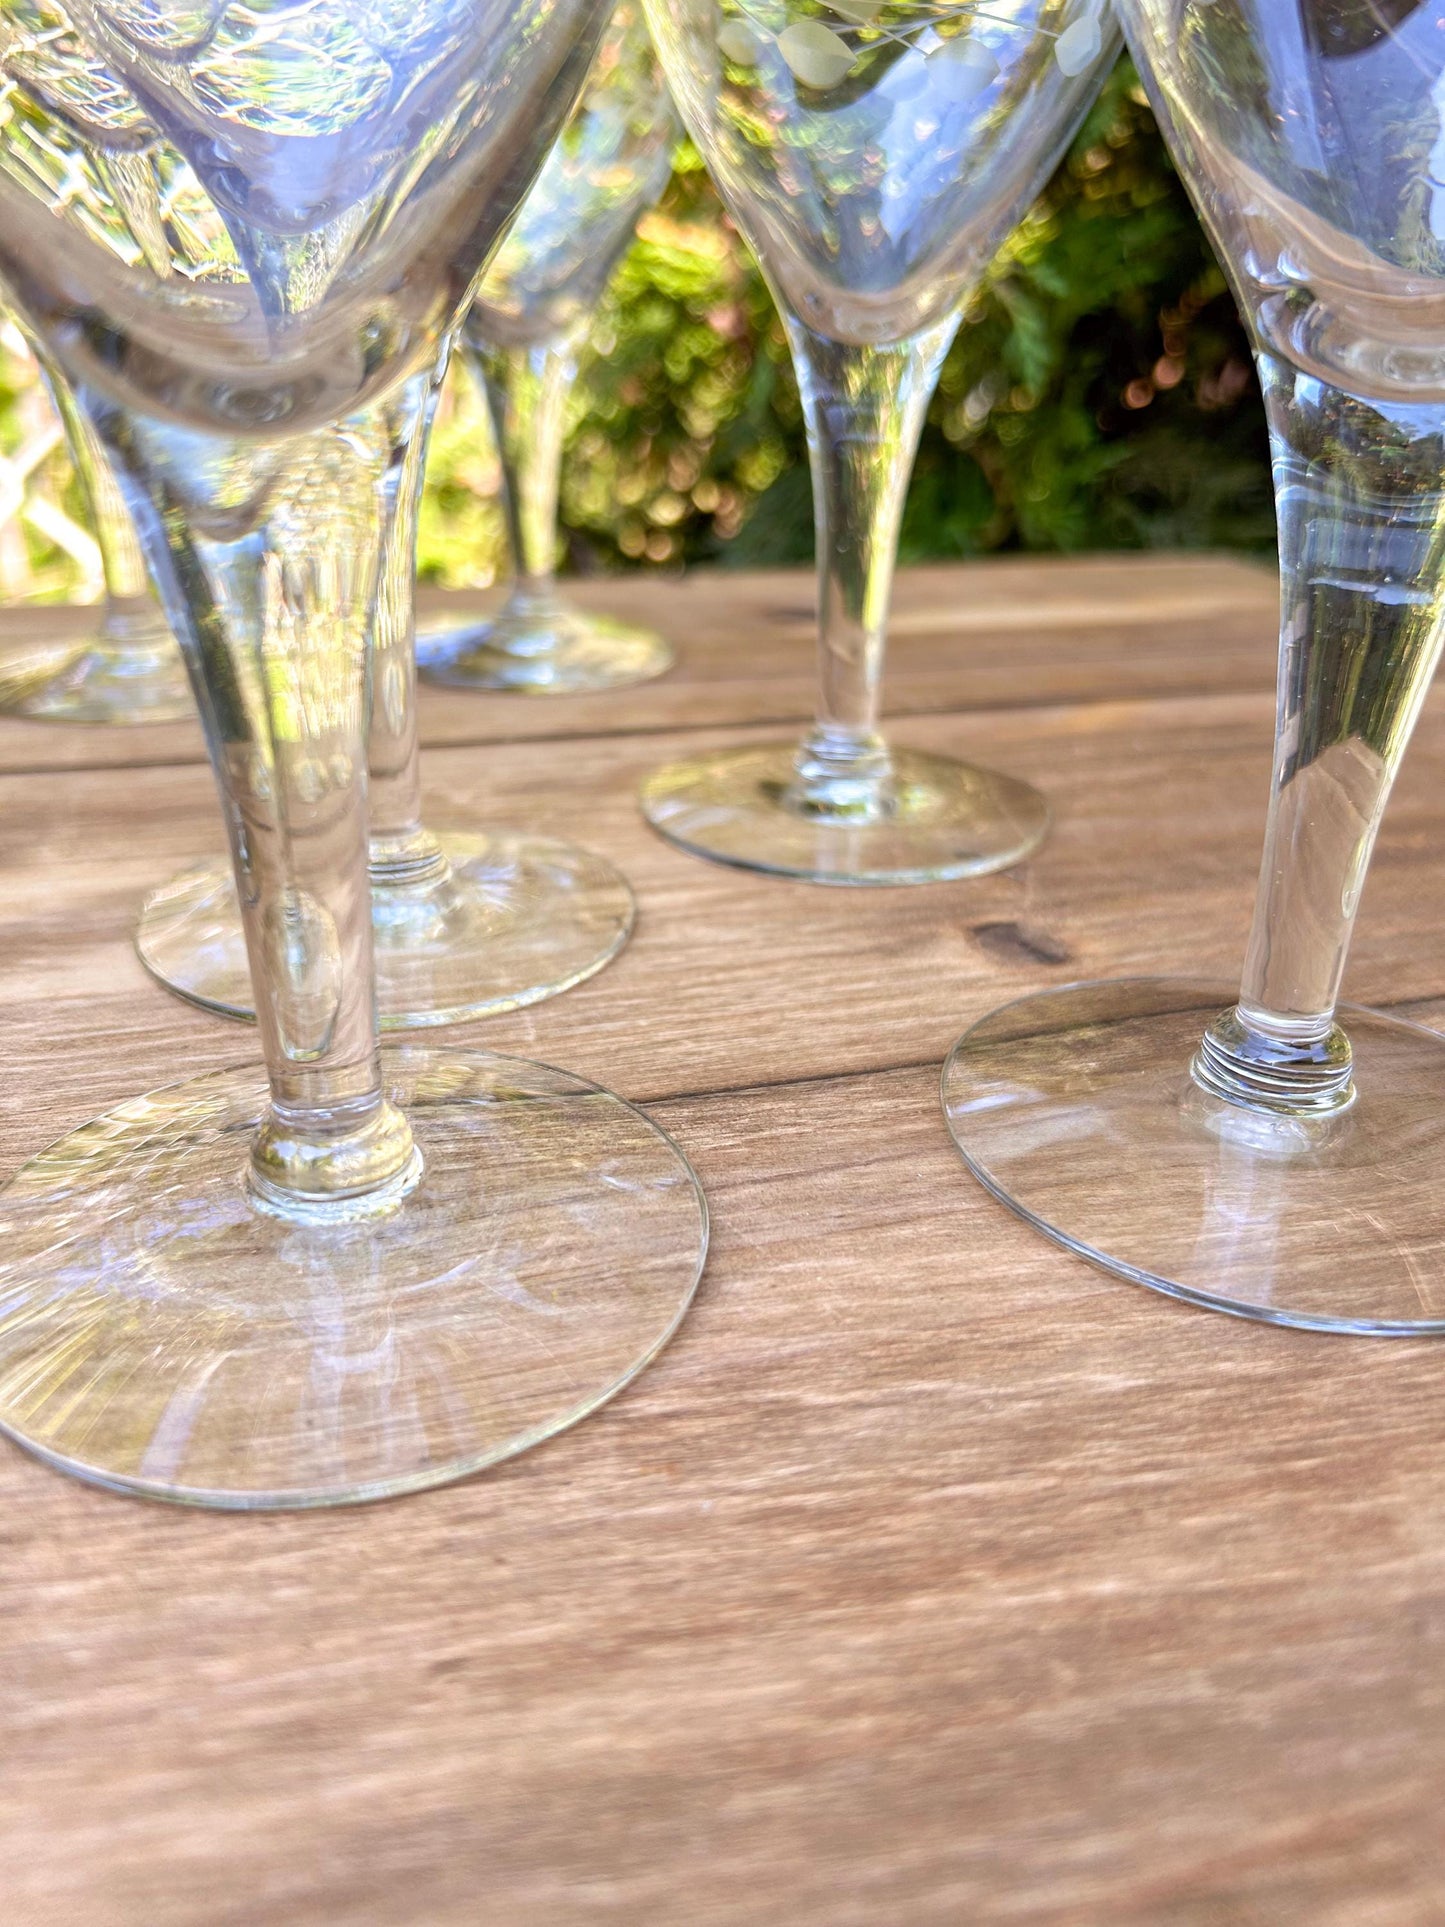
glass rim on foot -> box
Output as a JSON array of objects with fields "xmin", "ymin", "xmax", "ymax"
[
  {"xmin": 420, "ymin": 3, "xmax": 677, "ymax": 696},
  {"xmin": 944, "ymin": 977, "xmax": 1445, "ymax": 1337},
  {"xmin": 945, "ymin": 0, "xmax": 1445, "ymax": 1337},
  {"xmin": 136, "ymin": 329, "xmax": 637, "ymax": 1030},
  {"xmin": 0, "ymin": 0, "xmax": 708, "ymax": 1507},
  {"xmin": 638, "ymin": 0, "xmax": 1117, "ymax": 883},
  {"xmin": 135, "ymin": 828, "xmax": 637, "ymax": 1029},
  {"xmin": 0, "ymin": 1044, "xmax": 708, "ymax": 1507}
]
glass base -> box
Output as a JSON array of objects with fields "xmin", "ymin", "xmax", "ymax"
[
  {"xmin": 0, "ymin": 1046, "xmax": 708, "ymax": 1508},
  {"xmin": 640, "ymin": 743, "xmax": 1049, "ymax": 885},
  {"xmin": 0, "ymin": 615, "xmax": 190, "ymax": 724},
  {"xmin": 418, "ymin": 599, "xmax": 674, "ymax": 694},
  {"xmin": 136, "ymin": 830, "xmax": 635, "ymax": 1029},
  {"xmin": 943, "ymin": 977, "xmax": 1445, "ymax": 1335}
]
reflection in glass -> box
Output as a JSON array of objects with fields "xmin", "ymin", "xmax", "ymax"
[
  {"xmin": 945, "ymin": 0, "xmax": 1445, "ymax": 1333},
  {"xmin": 421, "ymin": 3, "xmax": 678, "ymax": 695},
  {"xmin": 0, "ymin": 0, "xmax": 707, "ymax": 1507},
  {"xmin": 0, "ymin": 324, "xmax": 188, "ymax": 723},
  {"xmin": 638, "ymin": 0, "xmax": 1116, "ymax": 883}
]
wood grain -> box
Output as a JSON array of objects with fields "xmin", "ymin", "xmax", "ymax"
[
  {"xmin": 0, "ymin": 554, "xmax": 1278, "ymax": 773},
  {"xmin": 3, "ymin": 557, "xmax": 1442, "ymax": 1927}
]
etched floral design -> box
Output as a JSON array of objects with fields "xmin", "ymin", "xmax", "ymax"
[{"xmin": 717, "ymin": 0, "xmax": 1108, "ymax": 92}]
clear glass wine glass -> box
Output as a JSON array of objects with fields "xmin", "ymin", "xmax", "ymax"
[
  {"xmin": 945, "ymin": 0, "xmax": 1445, "ymax": 1334},
  {"xmin": 638, "ymin": 0, "xmax": 1117, "ymax": 883},
  {"xmin": 0, "ymin": 321, "xmax": 189, "ymax": 723},
  {"xmin": 0, "ymin": 0, "xmax": 707, "ymax": 1507},
  {"xmin": 132, "ymin": 331, "xmax": 639, "ymax": 1030},
  {"xmin": 420, "ymin": 1, "xmax": 678, "ymax": 695}
]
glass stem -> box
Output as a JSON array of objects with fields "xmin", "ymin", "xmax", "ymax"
[
  {"xmin": 92, "ymin": 392, "xmax": 424, "ymax": 1213},
  {"xmin": 366, "ymin": 350, "xmax": 450, "ymax": 890},
  {"xmin": 785, "ymin": 314, "xmax": 958, "ymax": 816},
  {"xmin": 32, "ymin": 338, "xmax": 168, "ymax": 651},
  {"xmin": 463, "ymin": 332, "xmax": 577, "ymax": 623},
  {"xmin": 1194, "ymin": 353, "xmax": 1445, "ymax": 1116}
]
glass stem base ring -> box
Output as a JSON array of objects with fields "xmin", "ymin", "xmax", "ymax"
[
  {"xmin": 0, "ymin": 1046, "xmax": 709, "ymax": 1509},
  {"xmin": 136, "ymin": 829, "xmax": 635, "ymax": 1029},
  {"xmin": 943, "ymin": 977, "xmax": 1445, "ymax": 1336},
  {"xmin": 419, "ymin": 599, "xmax": 674, "ymax": 695},
  {"xmin": 640, "ymin": 741, "xmax": 1049, "ymax": 885},
  {"xmin": 0, "ymin": 617, "xmax": 190, "ymax": 724}
]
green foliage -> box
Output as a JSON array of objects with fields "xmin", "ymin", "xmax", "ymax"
[
  {"xmin": 415, "ymin": 58, "xmax": 1274, "ymax": 587},
  {"xmin": 4, "ymin": 63, "xmax": 1273, "ymax": 603}
]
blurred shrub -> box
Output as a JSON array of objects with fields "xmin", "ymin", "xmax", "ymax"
[
  {"xmin": 418, "ymin": 58, "xmax": 1275, "ymax": 588},
  {"xmin": 4, "ymin": 61, "xmax": 1274, "ymax": 604}
]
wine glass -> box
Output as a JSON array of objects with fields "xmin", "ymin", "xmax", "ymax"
[
  {"xmin": 0, "ymin": 0, "xmax": 707, "ymax": 1507},
  {"xmin": 132, "ymin": 333, "xmax": 639, "ymax": 1030},
  {"xmin": 420, "ymin": 1, "xmax": 678, "ymax": 695},
  {"xmin": 944, "ymin": 0, "xmax": 1445, "ymax": 1333},
  {"xmin": 0, "ymin": 323, "xmax": 189, "ymax": 723},
  {"xmin": 638, "ymin": 0, "xmax": 1117, "ymax": 883}
]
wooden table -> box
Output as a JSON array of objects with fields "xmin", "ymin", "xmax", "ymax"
[{"xmin": 3, "ymin": 556, "xmax": 1443, "ymax": 1925}]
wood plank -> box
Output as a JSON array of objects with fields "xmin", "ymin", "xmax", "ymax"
[
  {"xmin": 0, "ymin": 554, "xmax": 1278, "ymax": 775},
  {"xmin": 2, "ymin": 557, "xmax": 1439, "ymax": 1926},
  {"xmin": 2, "ymin": 1067, "xmax": 1443, "ymax": 1923},
  {"xmin": 4, "ymin": 683, "xmax": 1445, "ymax": 1148}
]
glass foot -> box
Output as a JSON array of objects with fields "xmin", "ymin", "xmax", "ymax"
[
  {"xmin": 640, "ymin": 743, "xmax": 1049, "ymax": 885},
  {"xmin": 419, "ymin": 601, "xmax": 674, "ymax": 694},
  {"xmin": 943, "ymin": 977, "xmax": 1445, "ymax": 1336},
  {"xmin": 0, "ymin": 615, "xmax": 189, "ymax": 724},
  {"xmin": 136, "ymin": 830, "xmax": 635, "ymax": 1029},
  {"xmin": 0, "ymin": 1046, "xmax": 708, "ymax": 1508}
]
